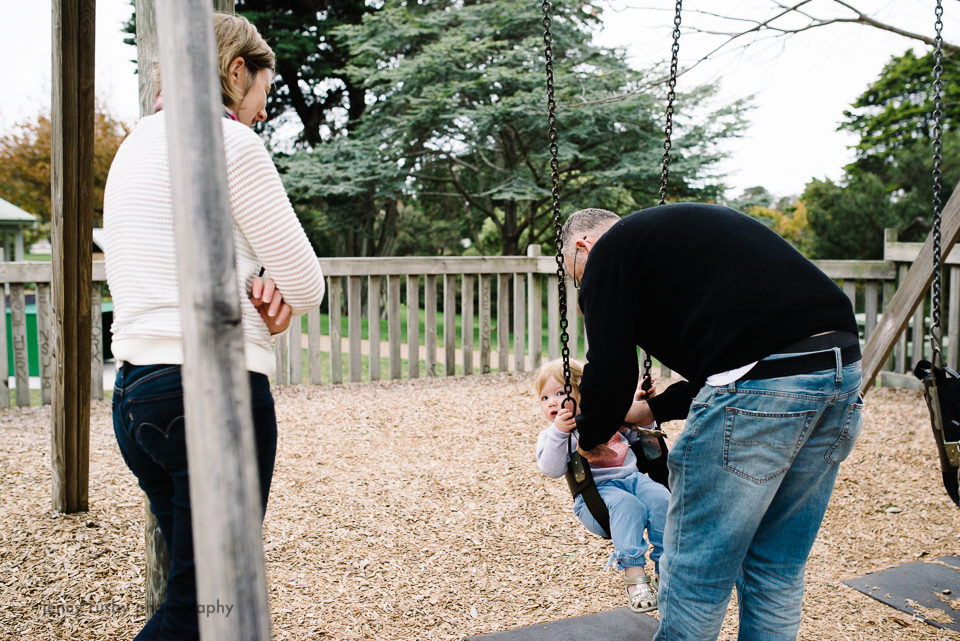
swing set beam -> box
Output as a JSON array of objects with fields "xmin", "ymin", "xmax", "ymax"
[{"xmin": 861, "ymin": 180, "xmax": 960, "ymax": 397}]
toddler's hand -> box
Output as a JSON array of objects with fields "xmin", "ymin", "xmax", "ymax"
[
  {"xmin": 554, "ymin": 407, "xmax": 577, "ymax": 434},
  {"xmin": 635, "ymin": 378, "xmax": 657, "ymax": 401}
]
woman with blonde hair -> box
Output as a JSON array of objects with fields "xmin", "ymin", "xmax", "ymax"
[{"xmin": 103, "ymin": 14, "xmax": 324, "ymax": 640}]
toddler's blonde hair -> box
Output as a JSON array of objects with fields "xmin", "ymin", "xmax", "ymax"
[{"xmin": 535, "ymin": 358, "xmax": 585, "ymax": 397}]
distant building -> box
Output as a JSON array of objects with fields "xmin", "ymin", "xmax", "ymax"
[{"xmin": 0, "ymin": 198, "xmax": 39, "ymax": 261}]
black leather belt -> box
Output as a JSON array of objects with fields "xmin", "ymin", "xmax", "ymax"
[{"xmin": 740, "ymin": 331, "xmax": 862, "ymax": 381}]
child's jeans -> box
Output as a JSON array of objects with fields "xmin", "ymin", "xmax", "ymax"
[{"xmin": 574, "ymin": 471, "xmax": 670, "ymax": 573}]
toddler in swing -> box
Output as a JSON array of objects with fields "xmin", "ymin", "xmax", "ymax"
[{"xmin": 535, "ymin": 358, "xmax": 670, "ymax": 613}]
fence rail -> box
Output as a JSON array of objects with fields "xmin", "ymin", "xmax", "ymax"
[{"xmin": 0, "ymin": 233, "xmax": 951, "ymax": 403}]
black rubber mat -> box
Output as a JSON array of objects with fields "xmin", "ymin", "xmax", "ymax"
[
  {"xmin": 844, "ymin": 557, "xmax": 960, "ymax": 632},
  {"xmin": 463, "ymin": 607, "xmax": 658, "ymax": 640}
]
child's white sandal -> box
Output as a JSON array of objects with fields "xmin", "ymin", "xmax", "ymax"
[{"xmin": 624, "ymin": 574, "xmax": 658, "ymax": 613}]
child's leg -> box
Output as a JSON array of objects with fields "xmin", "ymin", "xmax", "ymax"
[
  {"xmin": 626, "ymin": 473, "xmax": 671, "ymax": 574},
  {"xmin": 574, "ymin": 480, "xmax": 652, "ymax": 573}
]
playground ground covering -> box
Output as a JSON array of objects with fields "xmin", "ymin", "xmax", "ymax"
[{"xmin": 0, "ymin": 372, "xmax": 959, "ymax": 640}]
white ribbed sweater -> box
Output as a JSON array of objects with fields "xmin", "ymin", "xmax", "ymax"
[{"xmin": 103, "ymin": 111, "xmax": 325, "ymax": 376}]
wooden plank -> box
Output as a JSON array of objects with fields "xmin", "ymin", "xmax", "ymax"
[
  {"xmin": 51, "ymin": 0, "xmax": 94, "ymax": 515},
  {"xmin": 289, "ymin": 315, "xmax": 301, "ymax": 385},
  {"xmin": 348, "ymin": 275, "xmax": 361, "ymax": 383},
  {"xmin": 91, "ymin": 283, "xmax": 103, "ymax": 400},
  {"xmin": 514, "ymin": 273, "xmax": 526, "ymax": 372},
  {"xmin": 36, "ymin": 283, "xmax": 52, "ymax": 406},
  {"xmin": 843, "ymin": 280, "xmax": 857, "ymax": 310},
  {"xmin": 368, "ymin": 275, "xmax": 380, "ymax": 382},
  {"xmin": 274, "ymin": 331, "xmax": 288, "ymax": 386},
  {"xmin": 864, "ymin": 280, "xmax": 879, "ymax": 342},
  {"xmin": 881, "ymin": 370, "xmax": 926, "ymax": 391},
  {"xmin": 154, "ymin": 2, "xmax": 270, "ymax": 637},
  {"xmin": 9, "ymin": 284, "xmax": 29, "ymax": 407},
  {"xmin": 388, "ymin": 275, "xmax": 401, "ymax": 379},
  {"xmin": 547, "ymin": 274, "xmax": 559, "ymax": 362},
  {"xmin": 462, "ymin": 274, "xmax": 474, "ymax": 376},
  {"xmin": 912, "ymin": 292, "xmax": 926, "ymax": 369},
  {"xmin": 862, "ymin": 181, "xmax": 960, "ymax": 395},
  {"xmin": 213, "ymin": 0, "xmax": 234, "ymax": 12},
  {"xmin": 425, "ymin": 275, "xmax": 437, "ymax": 377},
  {"xmin": 565, "ymin": 276, "xmax": 578, "ymax": 359},
  {"xmin": 0, "ymin": 285, "xmax": 8, "ymax": 409},
  {"xmin": 479, "ymin": 275, "xmax": 491, "ymax": 375},
  {"xmin": 135, "ymin": 0, "xmax": 160, "ymax": 117},
  {"xmin": 813, "ymin": 260, "xmax": 897, "ymax": 280},
  {"xmin": 950, "ymin": 267, "xmax": 960, "ymax": 371},
  {"xmin": 883, "ymin": 276, "xmax": 897, "ymax": 372},
  {"xmin": 895, "ymin": 265, "xmax": 909, "ymax": 374},
  {"xmin": 528, "ymin": 248, "xmax": 543, "ymax": 370},
  {"xmin": 0, "ymin": 260, "xmax": 104, "ymax": 283},
  {"xmin": 307, "ymin": 307, "xmax": 322, "ymax": 385},
  {"xmin": 886, "ymin": 241, "xmax": 960, "ymax": 265},
  {"xmin": 497, "ymin": 274, "xmax": 510, "ymax": 372},
  {"xmin": 406, "ymin": 275, "xmax": 419, "ymax": 379},
  {"xmin": 329, "ymin": 277, "xmax": 342, "ymax": 384},
  {"xmin": 444, "ymin": 274, "xmax": 456, "ymax": 376},
  {"xmin": 317, "ymin": 255, "xmax": 553, "ymax": 277}
]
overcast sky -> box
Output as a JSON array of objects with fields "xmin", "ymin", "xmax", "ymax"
[{"xmin": 2, "ymin": 0, "xmax": 956, "ymax": 200}]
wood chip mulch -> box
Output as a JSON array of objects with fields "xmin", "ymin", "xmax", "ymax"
[{"xmin": 0, "ymin": 373, "xmax": 958, "ymax": 640}]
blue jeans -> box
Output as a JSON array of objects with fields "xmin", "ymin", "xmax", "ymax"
[
  {"xmin": 112, "ymin": 364, "xmax": 278, "ymax": 641},
  {"xmin": 574, "ymin": 471, "xmax": 670, "ymax": 573},
  {"xmin": 654, "ymin": 353, "xmax": 863, "ymax": 641}
]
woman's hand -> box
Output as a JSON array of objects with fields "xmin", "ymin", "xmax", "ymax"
[{"xmin": 250, "ymin": 276, "xmax": 292, "ymax": 335}]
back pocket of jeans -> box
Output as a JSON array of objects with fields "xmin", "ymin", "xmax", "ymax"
[
  {"xmin": 825, "ymin": 401, "xmax": 864, "ymax": 465},
  {"xmin": 129, "ymin": 392, "xmax": 187, "ymax": 472},
  {"xmin": 723, "ymin": 407, "xmax": 817, "ymax": 484}
]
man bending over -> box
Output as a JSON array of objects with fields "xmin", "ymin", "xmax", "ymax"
[{"xmin": 564, "ymin": 204, "xmax": 862, "ymax": 641}]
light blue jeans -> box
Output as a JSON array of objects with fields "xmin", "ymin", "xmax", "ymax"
[
  {"xmin": 574, "ymin": 471, "xmax": 671, "ymax": 572},
  {"xmin": 654, "ymin": 352, "xmax": 863, "ymax": 641}
]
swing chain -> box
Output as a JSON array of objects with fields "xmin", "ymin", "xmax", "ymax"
[
  {"xmin": 932, "ymin": 0, "xmax": 945, "ymax": 367},
  {"xmin": 542, "ymin": 1, "xmax": 575, "ymax": 406},
  {"xmin": 658, "ymin": 0, "xmax": 683, "ymax": 207}
]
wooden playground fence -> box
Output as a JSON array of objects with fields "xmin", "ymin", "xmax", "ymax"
[{"xmin": 0, "ymin": 232, "xmax": 954, "ymax": 403}]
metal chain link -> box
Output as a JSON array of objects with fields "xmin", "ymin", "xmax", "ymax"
[
  {"xmin": 658, "ymin": 0, "xmax": 683, "ymax": 207},
  {"xmin": 542, "ymin": 1, "xmax": 575, "ymax": 407},
  {"xmin": 932, "ymin": 0, "xmax": 945, "ymax": 365}
]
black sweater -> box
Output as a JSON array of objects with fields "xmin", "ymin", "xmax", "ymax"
[{"xmin": 574, "ymin": 203, "xmax": 857, "ymax": 451}]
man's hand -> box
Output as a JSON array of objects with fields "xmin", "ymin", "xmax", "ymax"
[
  {"xmin": 624, "ymin": 400, "xmax": 655, "ymax": 427},
  {"xmin": 250, "ymin": 276, "xmax": 293, "ymax": 335},
  {"xmin": 577, "ymin": 442, "xmax": 617, "ymax": 463},
  {"xmin": 554, "ymin": 407, "xmax": 577, "ymax": 434}
]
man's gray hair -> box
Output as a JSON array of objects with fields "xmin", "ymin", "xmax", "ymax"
[{"xmin": 560, "ymin": 208, "xmax": 620, "ymax": 262}]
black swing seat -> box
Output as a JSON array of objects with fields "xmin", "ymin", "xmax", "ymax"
[
  {"xmin": 915, "ymin": 359, "xmax": 960, "ymax": 507},
  {"xmin": 564, "ymin": 430, "xmax": 670, "ymax": 539}
]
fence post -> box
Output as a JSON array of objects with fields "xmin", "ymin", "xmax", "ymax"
[
  {"xmin": 0, "ymin": 283, "xmax": 10, "ymax": 408},
  {"xmin": 388, "ymin": 275, "xmax": 401, "ymax": 379},
  {"xmin": 10, "ymin": 284, "xmax": 29, "ymax": 407},
  {"xmin": 91, "ymin": 284, "xmax": 103, "ymax": 400},
  {"xmin": 498, "ymin": 274, "xmax": 510, "ymax": 372},
  {"xmin": 528, "ymin": 246, "xmax": 542, "ymax": 370},
  {"xmin": 444, "ymin": 274, "xmax": 456, "ymax": 376},
  {"xmin": 462, "ymin": 274, "xmax": 474, "ymax": 375},
  {"xmin": 425, "ymin": 275, "xmax": 437, "ymax": 376},
  {"xmin": 406, "ymin": 275, "xmax": 419, "ymax": 379},
  {"xmin": 368, "ymin": 275, "xmax": 380, "ymax": 382},
  {"xmin": 155, "ymin": 1, "xmax": 270, "ymax": 636},
  {"xmin": 479, "ymin": 275, "xmax": 491, "ymax": 374},
  {"xmin": 547, "ymin": 274, "xmax": 558, "ymax": 362},
  {"xmin": 329, "ymin": 276, "xmax": 343, "ymax": 384},
  {"xmin": 289, "ymin": 315, "xmax": 301, "ymax": 385},
  {"xmin": 513, "ymin": 273, "xmax": 526, "ymax": 372},
  {"xmin": 348, "ymin": 276, "xmax": 362, "ymax": 383},
  {"xmin": 308, "ymin": 307, "xmax": 322, "ymax": 384}
]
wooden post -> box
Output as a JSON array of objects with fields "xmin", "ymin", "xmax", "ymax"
[
  {"xmin": 479, "ymin": 275, "xmax": 491, "ymax": 375},
  {"xmin": 864, "ymin": 280, "xmax": 879, "ymax": 342},
  {"xmin": 134, "ymin": 0, "xmax": 170, "ymax": 616},
  {"xmin": 862, "ymin": 184, "xmax": 960, "ymax": 395},
  {"xmin": 497, "ymin": 274, "xmax": 510, "ymax": 372},
  {"xmin": 155, "ymin": 1, "xmax": 270, "ymax": 637},
  {"xmin": 329, "ymin": 276, "xmax": 343, "ymax": 384},
  {"xmin": 565, "ymin": 276, "xmax": 578, "ymax": 358},
  {"xmin": 388, "ymin": 275, "xmax": 401, "ymax": 379},
  {"xmin": 368, "ymin": 275, "xmax": 380, "ymax": 382},
  {"xmin": 307, "ymin": 307, "xmax": 322, "ymax": 384},
  {"xmin": 425, "ymin": 275, "xmax": 437, "ymax": 377},
  {"xmin": 547, "ymin": 274, "xmax": 558, "ymax": 361},
  {"xmin": 213, "ymin": 0, "xmax": 234, "ymax": 12},
  {"xmin": 462, "ymin": 274, "xmax": 474, "ymax": 376},
  {"xmin": 912, "ymin": 293, "xmax": 926, "ymax": 368},
  {"xmin": 895, "ymin": 264, "xmax": 909, "ymax": 373},
  {"xmin": 38, "ymin": 284, "xmax": 52, "ymax": 406},
  {"xmin": 513, "ymin": 273, "xmax": 525, "ymax": 372},
  {"xmin": 289, "ymin": 315, "xmax": 301, "ymax": 385},
  {"xmin": 91, "ymin": 284, "xmax": 103, "ymax": 400},
  {"xmin": 884, "ymin": 275, "xmax": 897, "ymax": 372},
  {"xmin": 51, "ymin": 0, "xmax": 94, "ymax": 514},
  {"xmin": 444, "ymin": 274, "xmax": 456, "ymax": 376},
  {"xmin": 274, "ymin": 331, "xmax": 288, "ymax": 385},
  {"xmin": 406, "ymin": 275, "xmax": 419, "ymax": 379},
  {"xmin": 348, "ymin": 275, "xmax": 361, "ymax": 383},
  {"xmin": 10, "ymin": 284, "xmax": 29, "ymax": 407},
  {"xmin": 528, "ymin": 246, "xmax": 542, "ymax": 370}
]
